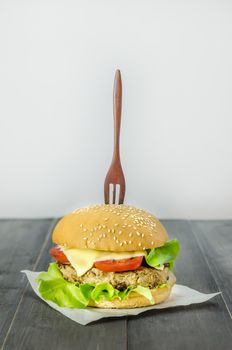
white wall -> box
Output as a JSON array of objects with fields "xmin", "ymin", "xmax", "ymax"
[{"xmin": 0, "ymin": 0, "xmax": 231, "ymax": 219}]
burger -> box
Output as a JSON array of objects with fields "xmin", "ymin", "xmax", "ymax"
[{"xmin": 37, "ymin": 204, "xmax": 180, "ymax": 309}]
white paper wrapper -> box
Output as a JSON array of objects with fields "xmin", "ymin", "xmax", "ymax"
[{"xmin": 22, "ymin": 270, "xmax": 220, "ymax": 325}]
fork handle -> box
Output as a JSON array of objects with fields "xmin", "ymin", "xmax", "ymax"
[{"xmin": 113, "ymin": 69, "xmax": 122, "ymax": 161}]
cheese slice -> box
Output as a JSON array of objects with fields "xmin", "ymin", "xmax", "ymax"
[{"xmin": 60, "ymin": 246, "xmax": 146, "ymax": 276}]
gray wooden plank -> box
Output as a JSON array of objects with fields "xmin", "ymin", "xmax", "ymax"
[
  {"xmin": 0, "ymin": 219, "xmax": 55, "ymax": 348},
  {"xmin": 127, "ymin": 220, "xmax": 232, "ymax": 350},
  {"xmin": 191, "ymin": 220, "xmax": 232, "ymax": 315},
  {"xmin": 2, "ymin": 221, "xmax": 127, "ymax": 350}
]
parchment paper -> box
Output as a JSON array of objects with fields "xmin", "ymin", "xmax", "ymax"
[{"xmin": 22, "ymin": 270, "xmax": 220, "ymax": 325}]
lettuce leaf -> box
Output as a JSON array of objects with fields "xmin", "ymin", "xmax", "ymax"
[
  {"xmin": 36, "ymin": 263, "xmax": 157, "ymax": 308},
  {"xmin": 133, "ymin": 286, "xmax": 155, "ymax": 304},
  {"xmin": 145, "ymin": 239, "xmax": 180, "ymax": 269},
  {"xmin": 36, "ymin": 263, "xmax": 89, "ymax": 308},
  {"xmin": 90, "ymin": 283, "xmax": 118, "ymax": 302}
]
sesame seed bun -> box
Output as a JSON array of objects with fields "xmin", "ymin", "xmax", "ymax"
[
  {"xmin": 88, "ymin": 270, "xmax": 176, "ymax": 308},
  {"xmin": 53, "ymin": 204, "xmax": 168, "ymax": 251}
]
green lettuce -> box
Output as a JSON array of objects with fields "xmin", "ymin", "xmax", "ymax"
[
  {"xmin": 36, "ymin": 263, "xmax": 89, "ymax": 308},
  {"xmin": 145, "ymin": 239, "xmax": 180, "ymax": 269},
  {"xmin": 132, "ymin": 286, "xmax": 154, "ymax": 304},
  {"xmin": 36, "ymin": 263, "xmax": 155, "ymax": 308}
]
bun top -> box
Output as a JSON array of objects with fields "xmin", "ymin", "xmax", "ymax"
[{"xmin": 52, "ymin": 204, "xmax": 168, "ymax": 252}]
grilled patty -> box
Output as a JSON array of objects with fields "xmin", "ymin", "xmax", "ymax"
[{"xmin": 58, "ymin": 263, "xmax": 169, "ymax": 290}]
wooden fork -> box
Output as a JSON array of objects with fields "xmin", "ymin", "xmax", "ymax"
[{"xmin": 104, "ymin": 69, "xmax": 126, "ymax": 205}]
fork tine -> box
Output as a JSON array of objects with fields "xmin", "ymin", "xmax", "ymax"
[
  {"xmin": 112, "ymin": 184, "xmax": 116, "ymax": 204},
  {"xmin": 104, "ymin": 182, "xmax": 110, "ymax": 204},
  {"xmin": 119, "ymin": 183, "xmax": 125, "ymax": 204}
]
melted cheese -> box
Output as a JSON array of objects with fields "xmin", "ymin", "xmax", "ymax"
[{"xmin": 61, "ymin": 247, "xmax": 146, "ymax": 276}]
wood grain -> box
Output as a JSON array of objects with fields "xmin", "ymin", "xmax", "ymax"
[
  {"xmin": 113, "ymin": 69, "xmax": 122, "ymax": 162},
  {"xmin": 127, "ymin": 220, "xmax": 232, "ymax": 350},
  {"xmin": 191, "ymin": 220, "xmax": 232, "ymax": 316},
  {"xmin": 2, "ymin": 222, "xmax": 127, "ymax": 350},
  {"xmin": 0, "ymin": 219, "xmax": 55, "ymax": 349},
  {"xmin": 1, "ymin": 220, "xmax": 232, "ymax": 350}
]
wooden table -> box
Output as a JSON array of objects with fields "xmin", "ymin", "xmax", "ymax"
[{"xmin": 0, "ymin": 219, "xmax": 231, "ymax": 350}]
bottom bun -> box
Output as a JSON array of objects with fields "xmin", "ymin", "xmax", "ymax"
[{"xmin": 88, "ymin": 270, "xmax": 176, "ymax": 309}]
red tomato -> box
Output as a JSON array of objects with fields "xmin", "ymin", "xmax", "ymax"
[
  {"xmin": 49, "ymin": 246, "xmax": 69, "ymax": 264},
  {"xmin": 94, "ymin": 256, "xmax": 143, "ymax": 272}
]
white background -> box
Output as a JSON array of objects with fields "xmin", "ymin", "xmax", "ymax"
[{"xmin": 0, "ymin": 0, "xmax": 231, "ymax": 219}]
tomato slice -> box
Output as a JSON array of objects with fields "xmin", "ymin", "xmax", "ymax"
[
  {"xmin": 49, "ymin": 246, "xmax": 69, "ymax": 264},
  {"xmin": 94, "ymin": 256, "xmax": 143, "ymax": 272}
]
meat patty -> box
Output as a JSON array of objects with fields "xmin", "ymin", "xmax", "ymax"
[{"xmin": 58, "ymin": 263, "xmax": 169, "ymax": 290}]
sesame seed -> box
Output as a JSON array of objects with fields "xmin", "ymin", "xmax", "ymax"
[
  {"xmin": 151, "ymin": 241, "xmax": 154, "ymax": 245},
  {"xmin": 83, "ymin": 228, "xmax": 87, "ymax": 232},
  {"xmin": 83, "ymin": 237, "xmax": 87, "ymax": 240},
  {"xmin": 113, "ymin": 236, "xmax": 116, "ymax": 240},
  {"xmin": 123, "ymin": 241, "xmax": 127, "ymax": 244},
  {"xmin": 141, "ymin": 233, "xmax": 145, "ymax": 237},
  {"xmin": 143, "ymin": 247, "xmax": 146, "ymax": 250},
  {"xmin": 136, "ymin": 231, "xmax": 140, "ymax": 236},
  {"xmin": 129, "ymin": 233, "xmax": 132, "ymax": 237},
  {"xmin": 128, "ymin": 224, "xmax": 132, "ymax": 228},
  {"xmin": 129, "ymin": 240, "xmax": 132, "ymax": 244},
  {"xmin": 112, "ymin": 229, "xmax": 115, "ymax": 233},
  {"xmin": 119, "ymin": 242, "xmax": 123, "ymax": 246},
  {"xmin": 104, "ymin": 218, "xmax": 109, "ymax": 221},
  {"xmin": 114, "ymin": 223, "xmax": 119, "ymax": 226},
  {"xmin": 119, "ymin": 230, "xmax": 122, "ymax": 235},
  {"xmin": 80, "ymin": 224, "xmax": 83, "ymax": 228},
  {"xmin": 138, "ymin": 242, "xmax": 141, "ymax": 247},
  {"xmin": 108, "ymin": 229, "xmax": 111, "ymax": 233}
]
